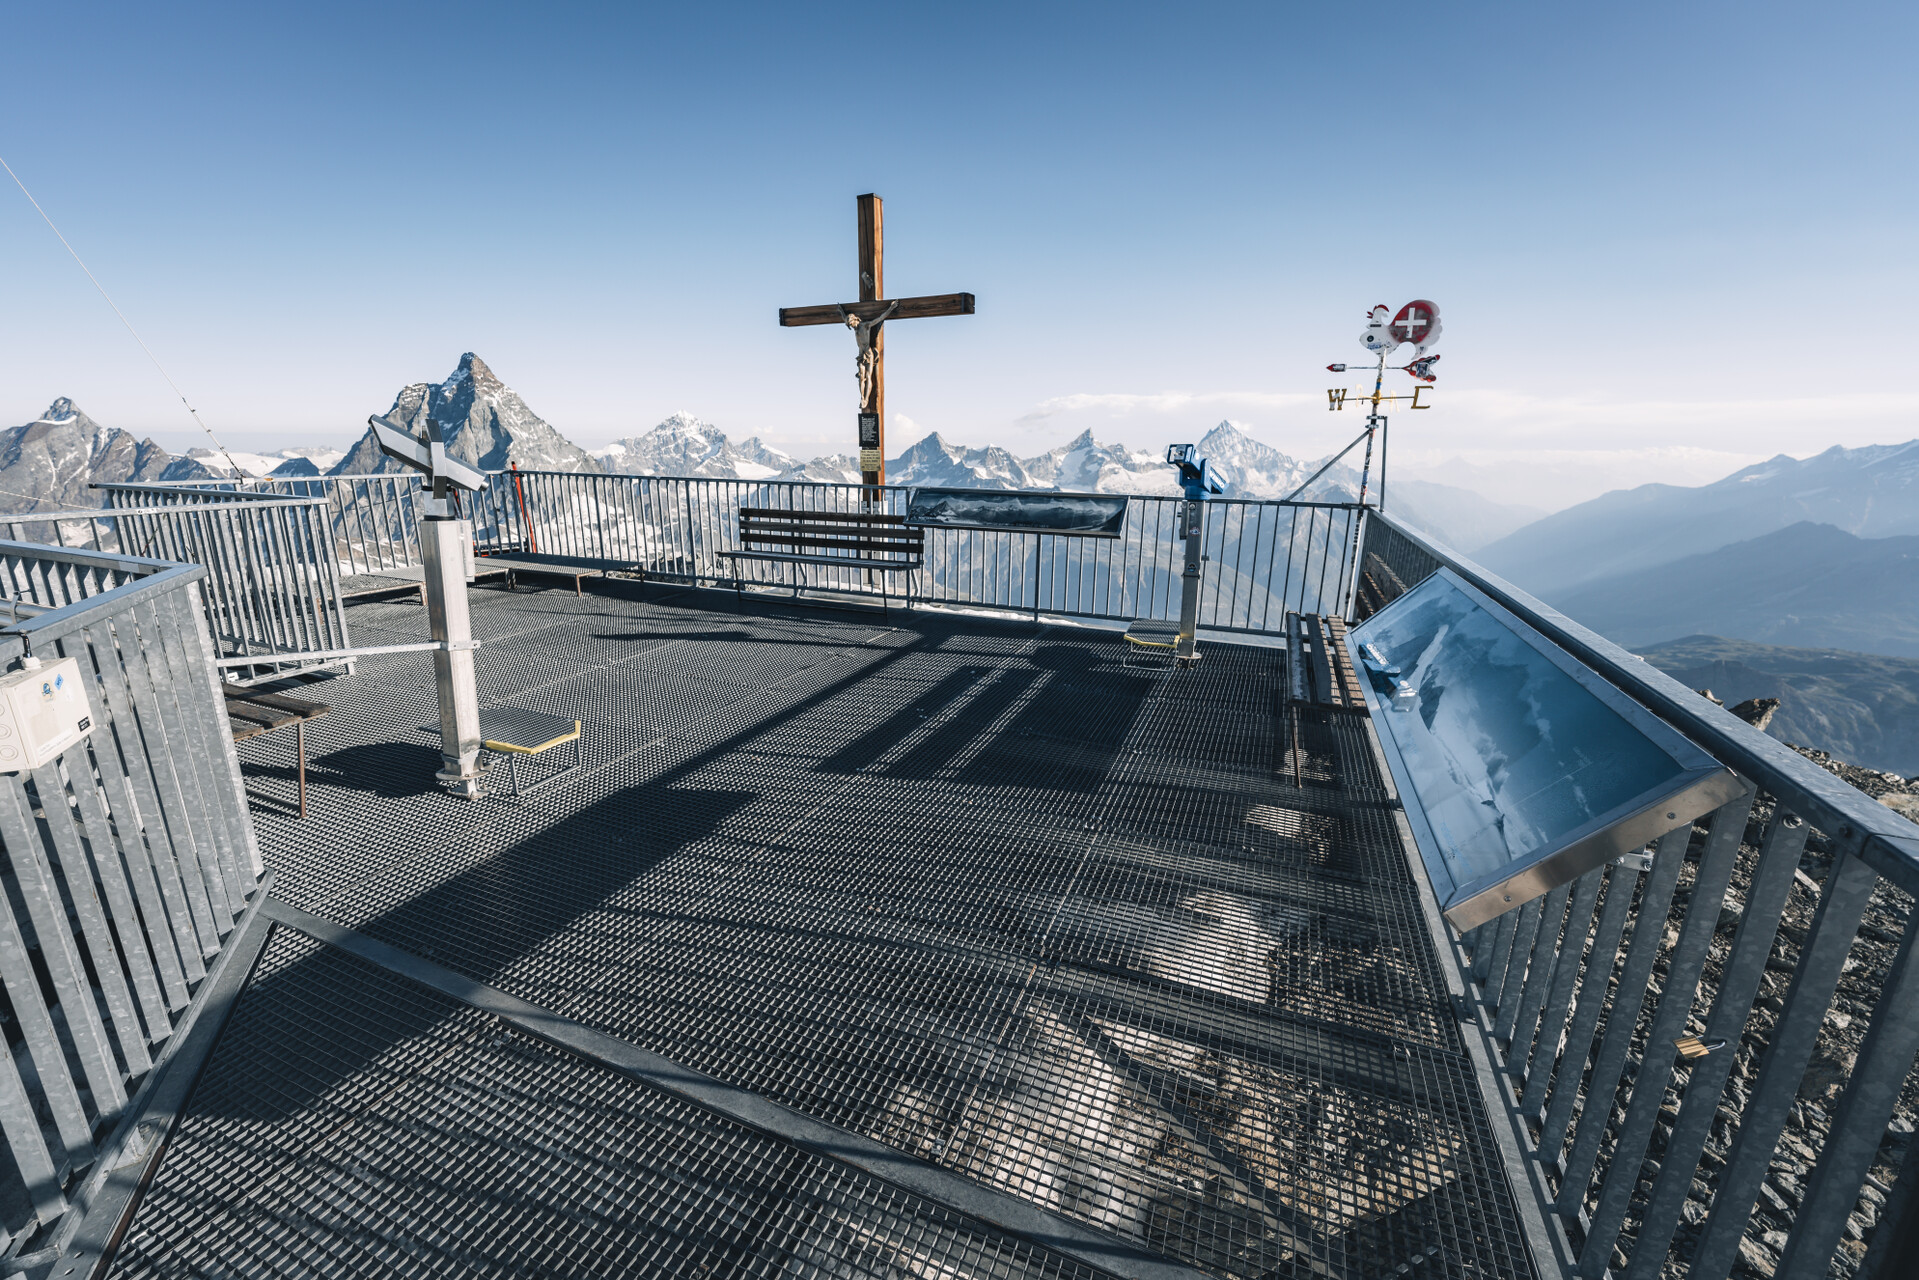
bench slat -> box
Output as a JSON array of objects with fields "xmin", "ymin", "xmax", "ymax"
[
  {"xmin": 738, "ymin": 508, "xmax": 909, "ymax": 526},
  {"xmin": 740, "ymin": 534, "xmax": 922, "ymax": 551},
  {"xmin": 721, "ymin": 551, "xmax": 918, "ymax": 570}
]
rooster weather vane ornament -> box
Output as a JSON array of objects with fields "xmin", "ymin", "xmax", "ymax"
[{"xmin": 1293, "ymin": 299, "xmax": 1446, "ymax": 514}]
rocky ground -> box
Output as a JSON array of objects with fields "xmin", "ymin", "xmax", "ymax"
[{"xmin": 1551, "ymin": 725, "xmax": 1916, "ymax": 1278}]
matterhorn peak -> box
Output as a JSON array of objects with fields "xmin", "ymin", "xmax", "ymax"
[
  {"xmin": 454, "ymin": 352, "xmax": 501, "ymax": 388},
  {"xmin": 332, "ymin": 353, "xmax": 598, "ymax": 475}
]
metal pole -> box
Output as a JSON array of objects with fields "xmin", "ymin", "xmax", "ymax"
[
  {"xmin": 1175, "ymin": 498, "xmax": 1203, "ymax": 664},
  {"xmin": 420, "ymin": 510, "xmax": 485, "ymax": 798}
]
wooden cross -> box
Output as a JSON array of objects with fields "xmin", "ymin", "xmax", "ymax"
[{"xmin": 779, "ymin": 193, "xmax": 974, "ymax": 487}]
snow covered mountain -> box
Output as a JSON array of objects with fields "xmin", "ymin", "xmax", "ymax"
[
  {"xmin": 579, "ymin": 416, "xmax": 1524, "ymax": 550},
  {"xmin": 0, "ymin": 399, "xmax": 173, "ymax": 513},
  {"xmin": 596, "ymin": 414, "xmax": 796, "ymax": 479},
  {"xmin": 1195, "ymin": 423, "xmax": 1327, "ymax": 498},
  {"xmin": 778, "ymin": 455, "xmax": 863, "ymax": 484},
  {"xmin": 334, "ymin": 353, "xmax": 599, "ymax": 476},
  {"xmin": 158, "ymin": 446, "xmax": 346, "ymax": 481},
  {"xmin": 310, "ymin": 378, "xmax": 1527, "ymax": 553},
  {"xmin": 884, "ymin": 422, "xmax": 1340, "ymax": 500},
  {"xmin": 1023, "ymin": 432, "xmax": 1174, "ymax": 494},
  {"xmin": 886, "ymin": 433, "xmax": 1047, "ymax": 490}
]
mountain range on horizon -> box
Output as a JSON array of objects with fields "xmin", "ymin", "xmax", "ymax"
[
  {"xmin": 1476, "ymin": 439, "xmax": 1919, "ymax": 593},
  {"xmin": 8, "ymin": 350, "xmax": 1916, "ymax": 633},
  {"xmin": 1, "ymin": 352, "xmax": 1545, "ymax": 553},
  {"xmin": 7, "ymin": 355, "xmax": 1912, "ymax": 568},
  {"xmin": 1554, "ymin": 522, "xmax": 1919, "ymax": 659}
]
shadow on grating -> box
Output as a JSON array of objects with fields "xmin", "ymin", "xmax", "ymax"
[
  {"xmin": 216, "ymin": 590, "xmax": 1536, "ymax": 1280},
  {"xmin": 111, "ymin": 928, "xmax": 1119, "ymax": 1280}
]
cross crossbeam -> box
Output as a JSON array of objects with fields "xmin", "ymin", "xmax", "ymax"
[{"xmin": 778, "ymin": 293, "xmax": 975, "ymax": 327}]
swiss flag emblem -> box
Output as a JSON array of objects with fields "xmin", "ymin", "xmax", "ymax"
[{"xmin": 1391, "ymin": 301, "xmax": 1437, "ymax": 346}]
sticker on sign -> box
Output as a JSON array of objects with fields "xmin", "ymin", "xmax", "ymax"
[{"xmin": 0, "ymin": 657, "xmax": 95, "ymax": 771}]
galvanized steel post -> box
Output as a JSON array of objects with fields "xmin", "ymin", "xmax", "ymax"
[{"xmin": 421, "ymin": 514, "xmax": 484, "ymax": 798}]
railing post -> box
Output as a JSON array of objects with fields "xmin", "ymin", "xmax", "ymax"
[{"xmin": 1774, "ymin": 917, "xmax": 1919, "ymax": 1277}]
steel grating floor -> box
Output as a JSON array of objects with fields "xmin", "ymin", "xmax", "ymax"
[{"xmin": 115, "ymin": 582, "xmax": 1537, "ymax": 1279}]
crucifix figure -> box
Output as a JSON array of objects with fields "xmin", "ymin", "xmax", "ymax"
[
  {"xmin": 844, "ymin": 299, "xmax": 899, "ymax": 409},
  {"xmin": 780, "ymin": 193, "xmax": 974, "ymax": 488}
]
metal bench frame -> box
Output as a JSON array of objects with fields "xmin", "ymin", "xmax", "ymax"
[
  {"xmin": 475, "ymin": 553, "xmax": 628, "ymax": 597},
  {"xmin": 477, "ymin": 708, "xmax": 584, "ymax": 797},
  {"xmin": 719, "ymin": 508, "xmax": 924, "ymax": 611}
]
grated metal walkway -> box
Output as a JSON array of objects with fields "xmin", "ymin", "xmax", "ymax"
[{"xmin": 114, "ymin": 583, "xmax": 1536, "ymax": 1279}]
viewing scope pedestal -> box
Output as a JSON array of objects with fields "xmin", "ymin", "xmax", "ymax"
[
  {"xmin": 1165, "ymin": 443, "xmax": 1223, "ymax": 666},
  {"xmin": 371, "ymin": 415, "xmax": 490, "ymax": 799}
]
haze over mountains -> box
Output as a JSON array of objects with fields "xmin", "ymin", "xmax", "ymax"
[
  {"xmin": 1476, "ymin": 441, "xmax": 1919, "ymax": 593},
  {"xmin": 1552, "ymin": 524, "xmax": 1919, "ymax": 658}
]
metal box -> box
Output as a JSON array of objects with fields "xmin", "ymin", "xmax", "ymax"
[{"xmin": 0, "ymin": 658, "xmax": 95, "ymax": 771}]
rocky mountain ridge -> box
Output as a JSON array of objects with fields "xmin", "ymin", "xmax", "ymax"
[
  {"xmin": 594, "ymin": 414, "xmax": 796, "ymax": 479},
  {"xmin": 332, "ymin": 353, "xmax": 600, "ymax": 476},
  {"xmin": 1639, "ymin": 635, "xmax": 1919, "ymax": 774},
  {"xmin": 1479, "ymin": 439, "xmax": 1919, "ymax": 594},
  {"xmin": 0, "ymin": 399, "xmax": 173, "ymax": 512},
  {"xmin": 592, "ymin": 414, "xmax": 1536, "ymax": 550}
]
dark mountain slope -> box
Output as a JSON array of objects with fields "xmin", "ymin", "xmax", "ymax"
[
  {"xmin": 1553, "ymin": 523, "xmax": 1919, "ymax": 658},
  {"xmin": 1478, "ymin": 440, "xmax": 1919, "ymax": 593}
]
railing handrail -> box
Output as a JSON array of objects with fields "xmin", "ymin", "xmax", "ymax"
[
  {"xmin": 2, "ymin": 561, "xmax": 210, "ymax": 646},
  {"xmin": 93, "ymin": 483, "xmax": 334, "ymax": 507},
  {"xmin": 472, "ymin": 469, "xmax": 1366, "ymax": 630},
  {"xmin": 1364, "ymin": 508, "xmax": 1919, "ymax": 898},
  {"xmin": 0, "ymin": 540, "xmax": 261, "ymax": 1245},
  {"xmin": 0, "ymin": 537, "xmax": 184, "ymax": 576},
  {"xmin": 487, "ymin": 468, "xmax": 1372, "ymax": 511},
  {"xmin": 11, "ymin": 499, "xmax": 331, "ymax": 519}
]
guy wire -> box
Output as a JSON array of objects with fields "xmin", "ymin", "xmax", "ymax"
[{"xmin": 0, "ymin": 150, "xmax": 245, "ymax": 479}]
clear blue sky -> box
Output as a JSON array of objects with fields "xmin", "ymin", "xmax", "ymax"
[{"xmin": 3, "ymin": 1, "xmax": 1912, "ymax": 504}]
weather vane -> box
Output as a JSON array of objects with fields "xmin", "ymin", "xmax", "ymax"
[{"xmin": 1285, "ymin": 299, "xmax": 1443, "ymax": 510}]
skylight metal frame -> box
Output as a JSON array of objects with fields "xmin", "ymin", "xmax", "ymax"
[{"xmin": 1344, "ymin": 567, "xmax": 1743, "ymax": 929}]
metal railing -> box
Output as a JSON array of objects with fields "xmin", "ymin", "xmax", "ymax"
[
  {"xmin": 101, "ymin": 475, "xmax": 426, "ymax": 579},
  {"xmin": 1353, "ymin": 510, "xmax": 1919, "ymax": 1279},
  {"xmin": 72, "ymin": 489, "xmax": 356, "ymax": 681},
  {"xmin": 0, "ymin": 543, "xmax": 261, "ymax": 1258},
  {"xmin": 469, "ymin": 470, "xmax": 1366, "ymax": 629}
]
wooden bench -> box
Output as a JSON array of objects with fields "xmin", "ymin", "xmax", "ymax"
[
  {"xmin": 1285, "ymin": 612, "xmax": 1365, "ymax": 712},
  {"xmin": 225, "ymin": 687, "xmax": 331, "ymax": 818},
  {"xmin": 719, "ymin": 508, "xmax": 924, "ymax": 609},
  {"xmin": 1280, "ymin": 612, "xmax": 1365, "ymax": 789}
]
